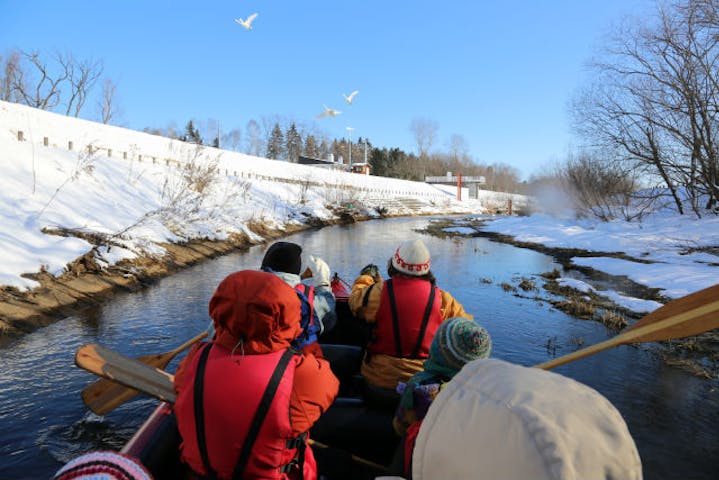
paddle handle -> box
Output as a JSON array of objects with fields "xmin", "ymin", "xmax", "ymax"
[
  {"xmin": 170, "ymin": 331, "xmax": 209, "ymax": 356},
  {"xmin": 534, "ymin": 335, "xmax": 627, "ymax": 369},
  {"xmin": 536, "ymin": 291, "xmax": 719, "ymax": 370}
]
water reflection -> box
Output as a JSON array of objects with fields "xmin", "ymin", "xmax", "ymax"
[{"xmin": 0, "ymin": 216, "xmax": 716, "ymax": 479}]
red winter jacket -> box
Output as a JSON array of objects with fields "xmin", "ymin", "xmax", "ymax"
[{"xmin": 174, "ymin": 270, "xmax": 338, "ymax": 479}]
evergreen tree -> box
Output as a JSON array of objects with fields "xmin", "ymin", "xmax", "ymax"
[
  {"xmin": 183, "ymin": 120, "xmax": 202, "ymax": 144},
  {"xmin": 304, "ymin": 134, "xmax": 319, "ymax": 159},
  {"xmin": 266, "ymin": 122, "xmax": 285, "ymax": 160},
  {"xmin": 285, "ymin": 122, "xmax": 302, "ymax": 162},
  {"xmin": 319, "ymin": 139, "xmax": 329, "ymax": 161}
]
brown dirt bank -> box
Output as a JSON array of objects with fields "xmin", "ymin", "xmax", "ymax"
[
  {"xmin": 0, "ymin": 208, "xmax": 440, "ymax": 347},
  {"xmin": 0, "ymin": 216, "xmax": 342, "ymax": 347}
]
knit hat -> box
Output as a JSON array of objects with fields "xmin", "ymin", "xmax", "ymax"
[
  {"xmin": 261, "ymin": 241, "xmax": 302, "ymax": 275},
  {"xmin": 412, "ymin": 359, "xmax": 642, "ymax": 480},
  {"xmin": 391, "ymin": 239, "xmax": 431, "ymax": 276},
  {"xmin": 53, "ymin": 451, "xmax": 153, "ymax": 480},
  {"xmin": 424, "ymin": 318, "xmax": 491, "ymax": 378}
]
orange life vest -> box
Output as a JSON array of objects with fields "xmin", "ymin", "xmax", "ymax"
[
  {"xmin": 175, "ymin": 343, "xmax": 314, "ymax": 479},
  {"xmin": 367, "ymin": 277, "xmax": 443, "ymax": 358}
]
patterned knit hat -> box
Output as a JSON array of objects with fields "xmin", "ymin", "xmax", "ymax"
[
  {"xmin": 391, "ymin": 239, "xmax": 431, "ymax": 276},
  {"xmin": 261, "ymin": 241, "xmax": 302, "ymax": 275},
  {"xmin": 424, "ymin": 317, "xmax": 491, "ymax": 377},
  {"xmin": 53, "ymin": 451, "xmax": 153, "ymax": 480}
]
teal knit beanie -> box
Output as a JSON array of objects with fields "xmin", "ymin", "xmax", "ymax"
[{"xmin": 424, "ymin": 317, "xmax": 492, "ymax": 378}]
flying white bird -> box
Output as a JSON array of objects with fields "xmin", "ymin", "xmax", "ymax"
[
  {"xmin": 343, "ymin": 90, "xmax": 359, "ymax": 104},
  {"xmin": 235, "ymin": 13, "xmax": 258, "ymax": 30},
  {"xmin": 316, "ymin": 104, "xmax": 342, "ymax": 119}
]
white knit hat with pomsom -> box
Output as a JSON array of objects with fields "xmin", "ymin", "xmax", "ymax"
[
  {"xmin": 413, "ymin": 358, "xmax": 642, "ymax": 480},
  {"xmin": 392, "ymin": 239, "xmax": 431, "ymax": 276}
]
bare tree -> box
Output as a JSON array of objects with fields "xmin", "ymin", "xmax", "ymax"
[
  {"xmin": 222, "ymin": 128, "xmax": 242, "ymax": 151},
  {"xmin": 99, "ymin": 78, "xmax": 117, "ymax": 124},
  {"xmin": 64, "ymin": 53, "xmax": 103, "ymax": 117},
  {"xmin": 572, "ymin": 0, "xmax": 719, "ymax": 216},
  {"xmin": 409, "ymin": 117, "xmax": 439, "ymax": 158},
  {"xmin": 556, "ymin": 151, "xmax": 645, "ymax": 220},
  {"xmin": 0, "ymin": 51, "xmax": 21, "ymax": 101},
  {"xmin": 245, "ymin": 119, "xmax": 262, "ymax": 156},
  {"xmin": 11, "ymin": 50, "xmax": 68, "ymax": 110},
  {"xmin": 5, "ymin": 49, "xmax": 103, "ymax": 119}
]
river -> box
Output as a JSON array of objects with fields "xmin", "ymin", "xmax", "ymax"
[{"xmin": 0, "ymin": 216, "xmax": 717, "ymax": 479}]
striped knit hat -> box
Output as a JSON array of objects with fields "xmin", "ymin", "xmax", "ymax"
[
  {"xmin": 53, "ymin": 451, "xmax": 153, "ymax": 480},
  {"xmin": 424, "ymin": 317, "xmax": 492, "ymax": 378}
]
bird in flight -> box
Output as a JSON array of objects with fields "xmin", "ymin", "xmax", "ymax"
[
  {"xmin": 235, "ymin": 13, "xmax": 258, "ymax": 30},
  {"xmin": 316, "ymin": 105, "xmax": 342, "ymax": 119},
  {"xmin": 343, "ymin": 90, "xmax": 359, "ymax": 104}
]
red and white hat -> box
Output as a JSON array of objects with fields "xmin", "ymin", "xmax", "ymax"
[{"xmin": 392, "ymin": 239, "xmax": 431, "ymax": 276}]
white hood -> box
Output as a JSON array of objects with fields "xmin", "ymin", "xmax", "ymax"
[{"xmin": 412, "ymin": 358, "xmax": 642, "ymax": 480}]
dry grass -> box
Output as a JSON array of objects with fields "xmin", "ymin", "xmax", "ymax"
[
  {"xmin": 599, "ymin": 310, "xmax": 628, "ymax": 331},
  {"xmin": 552, "ymin": 297, "xmax": 596, "ymax": 319},
  {"xmin": 518, "ymin": 277, "xmax": 537, "ymax": 291}
]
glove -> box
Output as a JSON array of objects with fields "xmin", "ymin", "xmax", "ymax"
[
  {"xmin": 360, "ymin": 264, "xmax": 380, "ymax": 281},
  {"xmin": 307, "ymin": 255, "xmax": 331, "ymax": 288}
]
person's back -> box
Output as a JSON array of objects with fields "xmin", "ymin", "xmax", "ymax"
[
  {"xmin": 411, "ymin": 358, "xmax": 643, "ymax": 480},
  {"xmin": 260, "ymin": 241, "xmax": 337, "ymax": 358},
  {"xmin": 173, "ymin": 270, "xmax": 339, "ymax": 480},
  {"xmin": 391, "ymin": 317, "xmax": 492, "ymax": 476},
  {"xmin": 348, "ymin": 239, "xmax": 472, "ymax": 398}
]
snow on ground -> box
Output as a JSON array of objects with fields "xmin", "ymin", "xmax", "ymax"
[
  {"xmin": 2, "ymin": 100, "xmax": 717, "ymax": 310},
  {"xmin": 0, "ymin": 101, "xmax": 476, "ymax": 290},
  {"xmin": 475, "ymin": 212, "xmax": 719, "ymax": 300}
]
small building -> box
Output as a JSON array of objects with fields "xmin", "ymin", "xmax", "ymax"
[{"xmin": 350, "ymin": 162, "xmax": 371, "ymax": 175}]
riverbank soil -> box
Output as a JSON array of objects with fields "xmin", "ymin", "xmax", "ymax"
[
  {"xmin": 421, "ymin": 217, "xmax": 719, "ymax": 379},
  {"xmin": 0, "ymin": 219, "xmax": 322, "ymax": 346}
]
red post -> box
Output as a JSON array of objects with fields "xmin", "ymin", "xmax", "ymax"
[
  {"xmin": 508, "ymin": 199, "xmax": 513, "ymax": 215},
  {"xmin": 457, "ymin": 172, "xmax": 462, "ymax": 201}
]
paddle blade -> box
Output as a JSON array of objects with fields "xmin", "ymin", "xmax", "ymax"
[
  {"xmin": 79, "ymin": 332, "xmax": 207, "ymax": 415},
  {"xmin": 81, "ymin": 353, "xmax": 172, "ymax": 415},
  {"xmin": 75, "ymin": 344, "xmax": 176, "ymax": 403},
  {"xmin": 622, "ymin": 284, "xmax": 719, "ymax": 343}
]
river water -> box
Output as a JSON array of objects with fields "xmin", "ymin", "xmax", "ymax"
[{"xmin": 0, "ymin": 216, "xmax": 717, "ymax": 479}]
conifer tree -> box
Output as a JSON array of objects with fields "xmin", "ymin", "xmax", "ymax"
[
  {"xmin": 183, "ymin": 120, "xmax": 202, "ymax": 144},
  {"xmin": 285, "ymin": 122, "xmax": 302, "ymax": 162},
  {"xmin": 266, "ymin": 122, "xmax": 285, "ymax": 160},
  {"xmin": 304, "ymin": 134, "xmax": 319, "ymax": 159}
]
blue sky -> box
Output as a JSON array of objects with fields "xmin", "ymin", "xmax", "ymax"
[{"xmin": 1, "ymin": 1, "xmax": 654, "ymax": 179}]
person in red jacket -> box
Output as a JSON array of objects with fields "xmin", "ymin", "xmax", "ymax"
[{"xmin": 173, "ymin": 270, "xmax": 339, "ymax": 480}]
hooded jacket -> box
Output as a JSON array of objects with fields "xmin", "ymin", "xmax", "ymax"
[
  {"xmin": 174, "ymin": 270, "xmax": 339, "ymax": 479},
  {"xmin": 412, "ymin": 359, "xmax": 643, "ymax": 480}
]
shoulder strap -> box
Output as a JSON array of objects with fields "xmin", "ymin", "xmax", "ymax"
[
  {"xmin": 232, "ymin": 348, "xmax": 298, "ymax": 480},
  {"xmin": 361, "ymin": 282, "xmax": 376, "ymax": 308},
  {"xmin": 385, "ymin": 279, "xmax": 403, "ymax": 357},
  {"xmin": 411, "ymin": 284, "xmax": 437, "ymax": 358},
  {"xmin": 193, "ymin": 343, "xmax": 218, "ymax": 480}
]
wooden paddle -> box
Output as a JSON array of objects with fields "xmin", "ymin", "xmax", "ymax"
[
  {"xmin": 80, "ymin": 331, "xmax": 207, "ymax": 414},
  {"xmin": 535, "ymin": 283, "xmax": 719, "ymax": 369}
]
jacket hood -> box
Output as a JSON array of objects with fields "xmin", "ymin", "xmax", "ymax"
[
  {"xmin": 413, "ymin": 358, "xmax": 642, "ymax": 480},
  {"xmin": 208, "ymin": 270, "xmax": 301, "ymax": 354}
]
